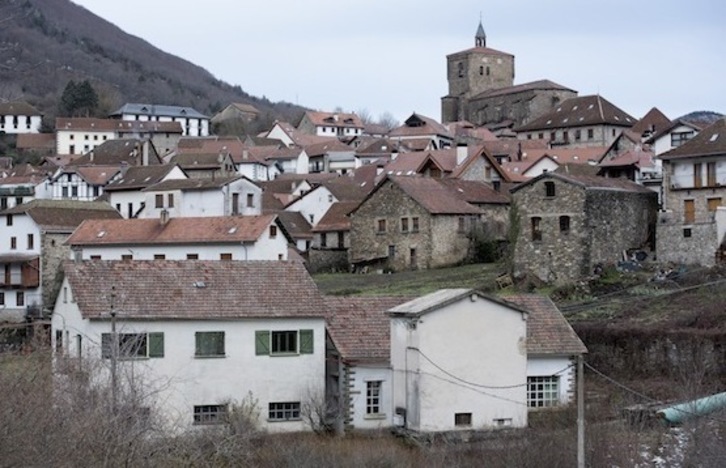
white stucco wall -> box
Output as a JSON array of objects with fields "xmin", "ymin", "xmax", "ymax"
[
  {"xmin": 266, "ymin": 125, "xmax": 294, "ymax": 147},
  {"xmin": 527, "ymin": 356, "xmax": 576, "ymax": 406},
  {"xmin": 52, "ymin": 291, "xmax": 325, "ymax": 433},
  {"xmin": 0, "ymin": 213, "xmax": 42, "ymax": 316},
  {"xmin": 285, "ymin": 186, "xmax": 335, "ymax": 227},
  {"xmin": 0, "ymin": 114, "xmax": 42, "ymax": 134},
  {"xmin": 347, "ymin": 365, "xmax": 393, "ymax": 430},
  {"xmin": 56, "ymin": 130, "xmax": 114, "ymax": 155},
  {"xmin": 390, "ymin": 294, "xmax": 528, "ymax": 432}
]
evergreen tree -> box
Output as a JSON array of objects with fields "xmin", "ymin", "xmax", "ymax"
[{"xmin": 58, "ymin": 79, "xmax": 99, "ymax": 117}]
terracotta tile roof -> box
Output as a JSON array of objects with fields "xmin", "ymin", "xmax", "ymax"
[
  {"xmin": 143, "ymin": 176, "xmax": 245, "ymax": 192},
  {"xmin": 645, "ymin": 119, "xmax": 703, "ymax": 144},
  {"xmin": 447, "ymin": 121, "xmax": 499, "ymax": 141},
  {"xmin": 170, "ymin": 152, "xmax": 229, "ymax": 169},
  {"xmin": 275, "ymin": 211, "xmax": 312, "ymax": 239},
  {"xmin": 1, "ymin": 199, "xmax": 121, "ymax": 230},
  {"xmin": 383, "ymin": 152, "xmax": 429, "ymax": 175},
  {"xmin": 349, "ymin": 164, "xmax": 381, "ymax": 190},
  {"xmin": 303, "ymin": 111, "xmax": 364, "ymax": 129},
  {"xmin": 389, "ymin": 113, "xmax": 453, "ymax": 139},
  {"xmin": 324, "ymin": 296, "xmax": 415, "ymax": 362},
  {"xmin": 0, "ymin": 173, "xmax": 47, "ymax": 186},
  {"xmin": 275, "ymin": 172, "xmax": 339, "ymax": 185},
  {"xmin": 67, "ymin": 215, "xmax": 277, "ymax": 245},
  {"xmin": 397, "ymin": 138, "xmax": 435, "ymax": 151},
  {"xmin": 554, "ymin": 163, "xmax": 602, "ymax": 177},
  {"xmin": 385, "ymin": 176, "xmax": 484, "ymax": 215},
  {"xmin": 439, "ymin": 179, "xmax": 510, "ymax": 204},
  {"xmin": 659, "ymin": 118, "xmax": 726, "ymax": 160},
  {"xmin": 483, "ymin": 139, "xmax": 548, "ymax": 159},
  {"xmin": 104, "ymin": 165, "xmax": 180, "ymax": 191},
  {"xmin": 312, "ymin": 201, "xmax": 359, "ymax": 232},
  {"xmin": 515, "ymin": 95, "xmax": 636, "ymax": 132},
  {"xmin": 471, "ymin": 79, "xmax": 575, "ymax": 101},
  {"xmin": 72, "ymin": 165, "xmax": 122, "ymax": 185},
  {"xmin": 258, "ymin": 178, "xmax": 306, "ymax": 195},
  {"xmin": 322, "ymin": 177, "xmax": 369, "ymax": 202},
  {"xmin": 64, "ymin": 260, "xmax": 324, "ymax": 320},
  {"xmin": 630, "ymin": 107, "xmax": 671, "ymax": 138},
  {"xmin": 69, "ymin": 139, "xmax": 162, "ymax": 166},
  {"xmin": 230, "ymin": 102, "xmax": 260, "ymax": 114},
  {"xmin": 262, "ymin": 190, "xmax": 285, "ymax": 212},
  {"xmin": 523, "ymin": 146, "xmax": 608, "ymax": 165},
  {"xmin": 0, "ymin": 101, "xmax": 41, "ymax": 116},
  {"xmin": 256, "ymin": 146, "xmax": 301, "ymax": 161},
  {"xmin": 303, "ymin": 139, "xmax": 352, "ymax": 156},
  {"xmin": 56, "ymin": 117, "xmax": 181, "ymax": 133},
  {"xmin": 598, "ymin": 148, "xmax": 656, "ymax": 169},
  {"xmin": 173, "ymin": 137, "xmax": 270, "ymax": 166},
  {"xmin": 511, "ymin": 172, "xmax": 655, "ymax": 194},
  {"xmin": 503, "ymin": 295, "xmax": 587, "ymax": 355},
  {"xmin": 363, "ymin": 123, "xmax": 389, "ymax": 136},
  {"xmin": 16, "ymin": 133, "xmax": 55, "ymax": 150}
]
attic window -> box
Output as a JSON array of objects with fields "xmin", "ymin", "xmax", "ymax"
[
  {"xmin": 556, "ymin": 107, "xmax": 561, "ymax": 112},
  {"xmin": 710, "ymin": 134, "xmax": 719, "ymax": 142},
  {"xmin": 614, "ymin": 116, "xmax": 620, "ymax": 121},
  {"xmin": 228, "ymin": 227, "xmax": 237, "ymax": 234},
  {"xmin": 588, "ymin": 104, "xmax": 594, "ymax": 109},
  {"xmin": 572, "ymin": 105, "xmax": 578, "ymax": 110},
  {"xmin": 563, "ymin": 118, "xmax": 568, "ymax": 123},
  {"xmin": 97, "ymin": 230, "xmax": 106, "ymax": 238},
  {"xmin": 546, "ymin": 120, "xmax": 552, "ymax": 125},
  {"xmin": 193, "ymin": 281, "xmax": 206, "ymax": 288}
]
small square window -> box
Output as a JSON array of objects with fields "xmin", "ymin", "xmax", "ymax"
[
  {"xmin": 683, "ymin": 228, "xmax": 692, "ymax": 238},
  {"xmin": 220, "ymin": 253, "xmax": 232, "ymax": 260},
  {"xmin": 195, "ymin": 331, "xmax": 225, "ymax": 357},
  {"xmin": 455, "ymin": 413, "xmax": 472, "ymax": 426},
  {"xmin": 246, "ymin": 193, "xmax": 254, "ymax": 208},
  {"xmin": 271, "ymin": 330, "xmax": 297, "ymax": 354},
  {"xmin": 269, "ymin": 225, "xmax": 277, "ymax": 238},
  {"xmin": 559, "ymin": 216, "xmax": 570, "ymax": 233},
  {"xmin": 186, "ymin": 254, "xmax": 199, "ymax": 260},
  {"xmin": 400, "ymin": 217, "xmax": 409, "ymax": 233},
  {"xmin": 544, "ymin": 181, "xmax": 555, "ymax": 197},
  {"xmin": 411, "ymin": 217, "xmax": 420, "ymax": 232},
  {"xmin": 153, "ymin": 254, "xmax": 165, "ymax": 260},
  {"xmin": 377, "ymin": 219, "xmax": 386, "ymax": 233},
  {"xmin": 527, "ymin": 376, "xmax": 559, "ymax": 408},
  {"xmin": 155, "ymin": 194, "xmax": 163, "ymax": 208}
]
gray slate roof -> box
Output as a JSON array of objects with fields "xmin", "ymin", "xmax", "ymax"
[{"xmin": 110, "ymin": 103, "xmax": 208, "ymax": 119}]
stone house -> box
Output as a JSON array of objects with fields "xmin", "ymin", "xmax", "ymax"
[
  {"xmin": 515, "ymin": 95, "xmax": 636, "ymax": 149},
  {"xmin": 210, "ymin": 102, "xmax": 260, "ymax": 124},
  {"xmin": 0, "ymin": 200, "xmax": 121, "ymax": 322},
  {"xmin": 348, "ymin": 176, "xmax": 484, "ymax": 272},
  {"xmin": 388, "ymin": 113, "xmax": 454, "ymax": 151},
  {"xmin": 308, "ymin": 201, "xmax": 360, "ymax": 273},
  {"xmin": 656, "ymin": 118, "xmax": 726, "ymax": 266},
  {"xmin": 511, "ymin": 173, "xmax": 658, "ymax": 285}
]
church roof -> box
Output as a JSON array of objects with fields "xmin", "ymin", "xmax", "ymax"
[
  {"xmin": 514, "ymin": 95, "xmax": 636, "ymax": 132},
  {"xmin": 471, "ymin": 79, "xmax": 576, "ymax": 101}
]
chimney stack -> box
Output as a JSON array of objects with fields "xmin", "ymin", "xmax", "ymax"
[
  {"xmin": 160, "ymin": 209, "xmax": 169, "ymax": 226},
  {"xmin": 456, "ymin": 142, "xmax": 468, "ymax": 166}
]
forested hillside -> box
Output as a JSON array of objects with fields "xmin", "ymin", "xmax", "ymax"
[{"xmin": 0, "ymin": 0, "xmax": 305, "ymax": 127}]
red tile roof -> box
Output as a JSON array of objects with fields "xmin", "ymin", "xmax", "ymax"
[
  {"xmin": 389, "ymin": 113, "xmax": 452, "ymax": 139},
  {"xmin": 303, "ymin": 111, "xmax": 363, "ymax": 129},
  {"xmin": 384, "ymin": 176, "xmax": 484, "ymax": 215},
  {"xmin": 515, "ymin": 95, "xmax": 635, "ymax": 132},
  {"xmin": 503, "ymin": 295, "xmax": 587, "ymax": 355},
  {"xmin": 471, "ymin": 79, "xmax": 575, "ymax": 101},
  {"xmin": 67, "ymin": 215, "xmax": 277, "ymax": 245},
  {"xmin": 324, "ymin": 296, "xmax": 415, "ymax": 362},
  {"xmin": 511, "ymin": 172, "xmax": 655, "ymax": 194},
  {"xmin": 103, "ymin": 165, "xmax": 180, "ymax": 192},
  {"xmin": 630, "ymin": 107, "xmax": 671, "ymax": 137},
  {"xmin": 312, "ymin": 201, "xmax": 360, "ymax": 232},
  {"xmin": 447, "ymin": 46, "xmax": 514, "ymax": 58},
  {"xmin": 143, "ymin": 176, "xmax": 245, "ymax": 192},
  {"xmin": 598, "ymin": 148, "xmax": 656, "ymax": 169},
  {"xmin": 659, "ymin": 118, "xmax": 726, "ymax": 160},
  {"xmin": 64, "ymin": 260, "xmax": 325, "ymax": 320},
  {"xmin": 439, "ymin": 179, "xmax": 510, "ymax": 204},
  {"xmin": 16, "ymin": 133, "xmax": 55, "ymax": 150},
  {"xmin": 0, "ymin": 101, "xmax": 40, "ymax": 116}
]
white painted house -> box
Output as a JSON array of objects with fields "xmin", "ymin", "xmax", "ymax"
[
  {"xmin": 0, "ymin": 200, "xmax": 121, "ymax": 322},
  {"xmin": 67, "ymin": 215, "xmax": 289, "ymax": 261},
  {"xmin": 0, "ymin": 101, "xmax": 42, "ymax": 134},
  {"xmin": 109, "ymin": 103, "xmax": 209, "ymax": 137},
  {"xmin": 649, "ymin": 120, "xmax": 701, "ymax": 156},
  {"xmin": 48, "ymin": 165, "xmax": 121, "ymax": 201},
  {"xmin": 51, "ymin": 260, "xmax": 326, "ymax": 433},
  {"xmin": 324, "ymin": 290, "xmax": 586, "ymax": 432},
  {"xmin": 140, "ymin": 176, "xmax": 261, "ymax": 219},
  {"xmin": 104, "ymin": 164, "xmax": 188, "ymax": 219},
  {"xmin": 297, "ymin": 111, "xmax": 364, "ymax": 139}
]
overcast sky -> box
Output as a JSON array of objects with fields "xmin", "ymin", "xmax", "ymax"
[{"xmin": 72, "ymin": 0, "xmax": 725, "ymax": 124}]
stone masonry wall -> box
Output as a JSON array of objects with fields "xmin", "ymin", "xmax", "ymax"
[
  {"xmin": 656, "ymin": 217, "xmax": 718, "ymax": 267},
  {"xmin": 41, "ymin": 232, "xmax": 72, "ymax": 315},
  {"xmin": 430, "ymin": 216, "xmax": 473, "ymax": 268},
  {"xmin": 307, "ymin": 248, "xmax": 349, "ymax": 274},
  {"xmin": 512, "ymin": 180, "xmax": 589, "ymax": 284},
  {"xmin": 349, "ymin": 181, "xmax": 434, "ymax": 272}
]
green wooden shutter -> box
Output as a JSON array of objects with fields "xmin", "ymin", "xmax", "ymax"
[
  {"xmin": 299, "ymin": 329, "xmax": 314, "ymax": 354},
  {"xmin": 148, "ymin": 332, "xmax": 164, "ymax": 358},
  {"xmin": 255, "ymin": 330, "xmax": 270, "ymax": 355}
]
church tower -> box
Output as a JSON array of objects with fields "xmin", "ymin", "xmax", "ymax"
[{"xmin": 441, "ymin": 20, "xmax": 515, "ymax": 123}]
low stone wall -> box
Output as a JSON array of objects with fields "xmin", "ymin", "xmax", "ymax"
[
  {"xmin": 307, "ymin": 248, "xmax": 349, "ymax": 273},
  {"xmin": 656, "ymin": 218, "xmax": 718, "ymax": 267}
]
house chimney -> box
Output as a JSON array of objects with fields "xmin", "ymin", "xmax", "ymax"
[
  {"xmin": 456, "ymin": 143, "xmax": 468, "ymax": 166},
  {"xmin": 89, "ymin": 151, "xmax": 94, "ymax": 162},
  {"xmin": 142, "ymin": 139, "xmax": 150, "ymax": 166},
  {"xmin": 160, "ymin": 209, "xmax": 169, "ymax": 226},
  {"xmin": 242, "ymin": 150, "xmax": 249, "ymax": 160},
  {"xmin": 517, "ymin": 142, "xmax": 523, "ymax": 162}
]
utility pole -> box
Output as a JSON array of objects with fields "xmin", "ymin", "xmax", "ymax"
[
  {"xmin": 110, "ymin": 286, "xmax": 118, "ymax": 415},
  {"xmin": 577, "ymin": 355, "xmax": 585, "ymax": 468}
]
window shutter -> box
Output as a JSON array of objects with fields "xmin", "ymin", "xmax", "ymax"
[
  {"xmin": 101, "ymin": 333, "xmax": 111, "ymax": 359},
  {"xmin": 195, "ymin": 332, "xmax": 202, "ymax": 356},
  {"xmin": 299, "ymin": 329, "xmax": 314, "ymax": 354},
  {"xmin": 148, "ymin": 332, "xmax": 164, "ymax": 358},
  {"xmin": 255, "ymin": 330, "xmax": 270, "ymax": 355}
]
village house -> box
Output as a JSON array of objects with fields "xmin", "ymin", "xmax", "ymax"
[
  {"xmin": 211, "ymin": 102, "xmax": 260, "ymax": 124},
  {"xmin": 0, "ymin": 200, "xmax": 121, "ymax": 322},
  {"xmin": 265, "ymin": 120, "xmax": 331, "ymax": 148},
  {"xmin": 104, "ymin": 164, "xmax": 188, "ymax": 219},
  {"xmin": 348, "ymin": 176, "xmax": 485, "ymax": 272},
  {"xmin": 389, "ymin": 113, "xmax": 454, "ymax": 151},
  {"xmin": 514, "ymin": 95, "xmax": 635, "ymax": 149},
  {"xmin": 325, "ymin": 289, "xmax": 586, "ymax": 432},
  {"xmin": 285, "ymin": 176, "xmax": 368, "ymax": 228},
  {"xmin": 66, "ymin": 214, "xmax": 289, "ymax": 261},
  {"xmin": 304, "ymin": 140, "xmax": 356, "ymax": 174},
  {"xmin": 297, "ymin": 111, "xmax": 364, "ymax": 139},
  {"xmin": 68, "ymin": 138, "xmax": 163, "ymax": 167},
  {"xmin": 109, "ymin": 103, "xmax": 209, "ymax": 137},
  {"xmin": 511, "ymin": 172, "xmax": 658, "ymax": 285},
  {"xmin": 647, "ymin": 119, "xmax": 702, "ymax": 156},
  {"xmin": 55, "ymin": 118, "xmax": 183, "ymax": 156},
  {"xmin": 47, "ymin": 165, "xmax": 121, "ymax": 201},
  {"xmin": 168, "ymin": 152, "xmax": 237, "ymax": 179},
  {"xmin": 274, "ymin": 211, "xmax": 313, "ymax": 253},
  {"xmin": 0, "ymin": 101, "xmax": 42, "ymax": 134},
  {"xmin": 656, "ymin": 118, "xmax": 726, "ymax": 266},
  {"xmin": 308, "ymin": 201, "xmax": 360, "ymax": 272},
  {"xmin": 51, "ymin": 260, "xmax": 326, "ymax": 433},
  {"xmin": 140, "ymin": 176, "xmax": 262, "ymax": 219},
  {"xmin": 173, "ymin": 137, "xmax": 280, "ymax": 181},
  {"xmin": 0, "ymin": 168, "xmax": 50, "ymax": 210},
  {"xmin": 629, "ymin": 107, "xmax": 671, "ymax": 142}
]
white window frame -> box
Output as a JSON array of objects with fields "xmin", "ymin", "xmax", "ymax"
[{"xmin": 527, "ymin": 375, "xmax": 560, "ymax": 408}]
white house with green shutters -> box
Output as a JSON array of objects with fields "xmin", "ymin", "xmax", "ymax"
[{"xmin": 51, "ymin": 260, "xmax": 326, "ymax": 433}]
